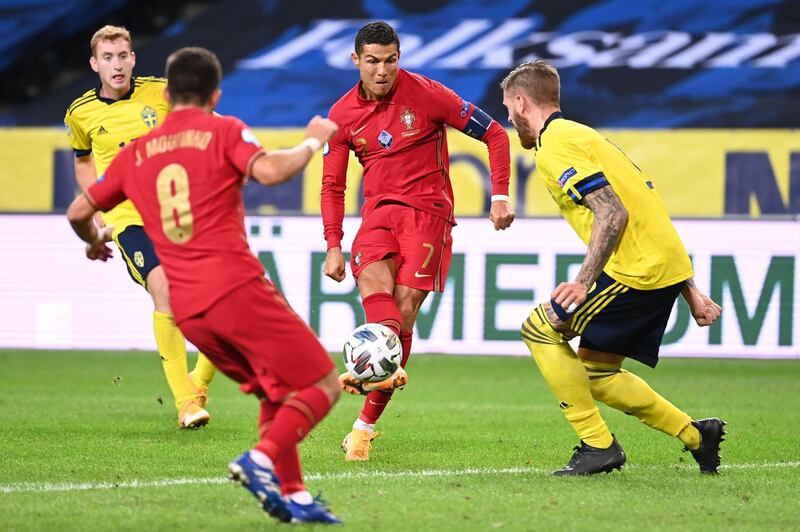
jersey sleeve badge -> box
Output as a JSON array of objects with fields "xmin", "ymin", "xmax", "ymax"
[
  {"xmin": 558, "ymin": 167, "xmax": 577, "ymax": 187},
  {"xmin": 241, "ymin": 128, "xmax": 262, "ymax": 147},
  {"xmin": 378, "ymin": 130, "xmax": 393, "ymax": 149}
]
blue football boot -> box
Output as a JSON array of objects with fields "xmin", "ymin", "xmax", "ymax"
[
  {"xmin": 288, "ymin": 494, "xmax": 343, "ymax": 524},
  {"xmin": 228, "ymin": 452, "xmax": 292, "ymax": 523}
]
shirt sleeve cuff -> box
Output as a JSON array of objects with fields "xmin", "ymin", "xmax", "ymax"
[
  {"xmin": 491, "ymin": 184, "xmax": 510, "ymax": 196},
  {"xmin": 325, "ymin": 236, "xmax": 342, "ymax": 250}
]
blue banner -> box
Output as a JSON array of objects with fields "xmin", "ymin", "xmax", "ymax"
[{"xmin": 215, "ymin": 0, "xmax": 800, "ymax": 127}]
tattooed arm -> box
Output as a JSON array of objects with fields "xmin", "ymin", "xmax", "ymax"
[
  {"xmin": 551, "ymin": 186, "xmax": 628, "ymax": 312},
  {"xmin": 576, "ymin": 186, "xmax": 629, "ymax": 287},
  {"xmin": 681, "ymin": 277, "xmax": 722, "ymax": 326}
]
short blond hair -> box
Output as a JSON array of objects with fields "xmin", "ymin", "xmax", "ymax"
[
  {"xmin": 501, "ymin": 59, "xmax": 560, "ymax": 107},
  {"xmin": 90, "ymin": 25, "xmax": 132, "ymax": 56}
]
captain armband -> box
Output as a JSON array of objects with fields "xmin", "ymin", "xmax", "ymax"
[{"xmin": 461, "ymin": 105, "xmax": 493, "ymax": 140}]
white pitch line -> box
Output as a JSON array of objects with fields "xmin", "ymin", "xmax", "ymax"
[{"xmin": 2, "ymin": 461, "xmax": 799, "ymax": 495}]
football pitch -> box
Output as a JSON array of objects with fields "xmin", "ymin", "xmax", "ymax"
[{"xmin": 1, "ymin": 350, "xmax": 798, "ymax": 531}]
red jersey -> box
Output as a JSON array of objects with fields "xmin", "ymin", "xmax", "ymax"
[
  {"xmin": 321, "ymin": 69, "xmax": 510, "ymax": 249},
  {"xmin": 87, "ymin": 108, "xmax": 266, "ymax": 322}
]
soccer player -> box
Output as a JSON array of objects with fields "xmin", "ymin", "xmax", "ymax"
[
  {"xmin": 322, "ymin": 21, "xmax": 516, "ymax": 461},
  {"xmin": 64, "ymin": 25, "xmax": 216, "ymax": 428},
  {"xmin": 67, "ymin": 47, "xmax": 342, "ymax": 523},
  {"xmin": 501, "ymin": 60, "xmax": 726, "ymax": 475}
]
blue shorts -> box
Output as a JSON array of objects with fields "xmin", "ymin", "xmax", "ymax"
[
  {"xmin": 114, "ymin": 225, "xmax": 160, "ymax": 290},
  {"xmin": 552, "ymin": 272, "xmax": 684, "ymax": 368}
]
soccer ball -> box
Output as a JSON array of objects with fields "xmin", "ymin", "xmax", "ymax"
[{"xmin": 343, "ymin": 323, "xmax": 403, "ymax": 382}]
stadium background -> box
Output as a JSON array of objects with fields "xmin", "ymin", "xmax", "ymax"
[{"xmin": 0, "ymin": 0, "xmax": 797, "ymax": 358}]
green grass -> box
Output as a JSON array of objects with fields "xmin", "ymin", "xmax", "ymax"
[{"xmin": 1, "ymin": 350, "xmax": 798, "ymax": 531}]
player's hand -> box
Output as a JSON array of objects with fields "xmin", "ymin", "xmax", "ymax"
[
  {"xmin": 684, "ymin": 289, "xmax": 722, "ymax": 327},
  {"xmin": 489, "ymin": 199, "xmax": 515, "ymax": 230},
  {"xmin": 86, "ymin": 225, "xmax": 114, "ymax": 261},
  {"xmin": 93, "ymin": 213, "xmax": 105, "ymax": 228},
  {"xmin": 305, "ymin": 115, "xmax": 338, "ymax": 145},
  {"xmin": 552, "ymin": 281, "xmax": 588, "ymax": 314},
  {"xmin": 323, "ymin": 247, "xmax": 346, "ymax": 282}
]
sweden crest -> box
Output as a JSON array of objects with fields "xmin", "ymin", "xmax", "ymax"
[{"xmin": 141, "ymin": 106, "xmax": 158, "ymax": 128}]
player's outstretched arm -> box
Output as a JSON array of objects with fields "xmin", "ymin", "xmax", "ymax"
[
  {"xmin": 250, "ymin": 116, "xmax": 338, "ymax": 186},
  {"xmin": 681, "ymin": 277, "xmax": 722, "ymax": 326},
  {"xmin": 66, "ymin": 194, "xmax": 114, "ymax": 261}
]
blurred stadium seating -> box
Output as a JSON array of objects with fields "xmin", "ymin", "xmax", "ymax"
[{"xmin": 1, "ymin": 0, "xmax": 798, "ymax": 216}]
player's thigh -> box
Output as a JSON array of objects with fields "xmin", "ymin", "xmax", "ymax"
[
  {"xmin": 394, "ymin": 209, "xmax": 453, "ymax": 292},
  {"xmin": 115, "ymin": 225, "xmax": 160, "ymax": 293},
  {"xmin": 350, "ymin": 206, "xmax": 401, "ymax": 280},
  {"xmin": 356, "ymin": 259, "xmax": 397, "ymax": 297}
]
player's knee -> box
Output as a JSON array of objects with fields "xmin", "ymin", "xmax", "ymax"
[
  {"xmin": 146, "ymin": 266, "xmax": 172, "ymax": 312},
  {"xmin": 316, "ymin": 368, "xmax": 342, "ymax": 404},
  {"xmin": 520, "ymin": 303, "xmax": 566, "ymax": 345},
  {"xmin": 394, "ymin": 288, "xmax": 427, "ymax": 327},
  {"xmin": 586, "ymin": 377, "xmax": 612, "ymax": 403},
  {"xmin": 358, "ymin": 260, "xmax": 396, "ymax": 293},
  {"xmin": 395, "ymin": 297, "xmax": 417, "ymax": 325}
]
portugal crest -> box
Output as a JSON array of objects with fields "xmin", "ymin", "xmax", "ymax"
[
  {"xmin": 141, "ymin": 106, "xmax": 158, "ymax": 128},
  {"xmin": 400, "ymin": 107, "xmax": 416, "ymax": 130}
]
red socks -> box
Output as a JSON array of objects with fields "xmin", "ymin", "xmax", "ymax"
[
  {"xmin": 399, "ymin": 329, "xmax": 412, "ymax": 367},
  {"xmin": 256, "ymin": 385, "xmax": 332, "ymax": 463},
  {"xmin": 362, "ymin": 292, "xmax": 401, "ymax": 334},
  {"xmin": 360, "ymin": 389, "xmax": 393, "ymax": 424},
  {"xmin": 275, "ymin": 446, "xmax": 304, "ymax": 495},
  {"xmin": 359, "ymin": 329, "xmax": 413, "ymax": 424},
  {"xmin": 257, "ymin": 401, "xmax": 305, "ymax": 494},
  {"xmin": 358, "ymin": 292, "xmax": 413, "ymax": 425}
]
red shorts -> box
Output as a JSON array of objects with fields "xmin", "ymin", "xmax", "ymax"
[
  {"xmin": 178, "ymin": 277, "xmax": 334, "ymax": 402},
  {"xmin": 350, "ymin": 202, "xmax": 453, "ymax": 292}
]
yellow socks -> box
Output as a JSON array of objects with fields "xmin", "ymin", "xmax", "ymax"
[
  {"xmin": 153, "ymin": 311, "xmax": 195, "ymax": 411},
  {"xmin": 522, "ymin": 306, "xmax": 613, "ymax": 449},
  {"xmin": 582, "ymin": 359, "xmax": 698, "ymax": 447},
  {"xmin": 678, "ymin": 422, "xmax": 701, "ymax": 450},
  {"xmin": 191, "ymin": 352, "xmax": 217, "ymax": 389}
]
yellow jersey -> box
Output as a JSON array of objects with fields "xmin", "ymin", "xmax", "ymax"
[
  {"xmin": 533, "ymin": 113, "xmax": 692, "ymax": 290},
  {"xmin": 64, "ymin": 76, "xmax": 169, "ymax": 236}
]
